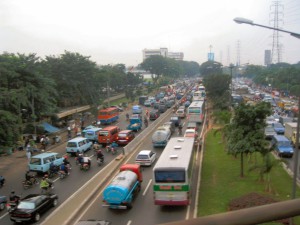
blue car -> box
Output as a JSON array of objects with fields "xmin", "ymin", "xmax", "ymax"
[
  {"xmin": 271, "ymin": 135, "xmax": 293, "ymax": 158},
  {"xmin": 272, "ymin": 123, "xmax": 285, "ymax": 134}
]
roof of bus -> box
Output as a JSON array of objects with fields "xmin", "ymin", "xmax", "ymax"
[
  {"xmin": 99, "ymin": 107, "xmax": 118, "ymax": 112},
  {"xmin": 153, "ymin": 137, "xmax": 195, "ymax": 170},
  {"xmin": 189, "ymin": 101, "xmax": 205, "ymax": 107}
]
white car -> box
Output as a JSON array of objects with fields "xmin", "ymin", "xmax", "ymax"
[{"xmin": 135, "ymin": 150, "xmax": 156, "ymax": 166}]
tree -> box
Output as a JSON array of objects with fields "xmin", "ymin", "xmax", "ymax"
[
  {"xmin": 225, "ymin": 102, "xmax": 272, "ymax": 177},
  {"xmin": 140, "ymin": 55, "xmax": 167, "ymax": 84},
  {"xmin": 199, "ymin": 61, "xmax": 222, "ymax": 76},
  {"xmin": 203, "ymin": 73, "xmax": 231, "ymax": 110}
]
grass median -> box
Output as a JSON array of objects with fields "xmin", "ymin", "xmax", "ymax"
[{"xmin": 198, "ymin": 129, "xmax": 300, "ymax": 225}]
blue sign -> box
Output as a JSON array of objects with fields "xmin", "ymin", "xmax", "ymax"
[{"xmin": 208, "ymin": 53, "xmax": 214, "ymax": 61}]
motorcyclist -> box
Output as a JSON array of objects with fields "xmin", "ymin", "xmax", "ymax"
[
  {"xmin": 0, "ymin": 175, "xmax": 5, "ymax": 187},
  {"xmin": 63, "ymin": 155, "xmax": 70, "ymax": 166},
  {"xmin": 178, "ymin": 123, "xmax": 183, "ymax": 135},
  {"xmin": 60, "ymin": 163, "xmax": 69, "ymax": 175},
  {"xmin": 9, "ymin": 191, "xmax": 20, "ymax": 203},
  {"xmin": 40, "ymin": 177, "xmax": 50, "ymax": 192},
  {"xmin": 82, "ymin": 156, "xmax": 91, "ymax": 168},
  {"xmin": 25, "ymin": 171, "xmax": 35, "ymax": 185},
  {"xmin": 96, "ymin": 149, "xmax": 104, "ymax": 162},
  {"xmin": 44, "ymin": 174, "xmax": 53, "ymax": 189},
  {"xmin": 77, "ymin": 153, "xmax": 84, "ymax": 165},
  {"xmin": 144, "ymin": 118, "xmax": 148, "ymax": 127}
]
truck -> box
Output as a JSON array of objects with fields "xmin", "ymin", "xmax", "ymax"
[
  {"xmin": 285, "ymin": 122, "xmax": 300, "ymax": 147},
  {"xmin": 127, "ymin": 114, "xmax": 142, "ymax": 131},
  {"xmin": 103, "ymin": 164, "xmax": 142, "ymax": 209},
  {"xmin": 152, "ymin": 126, "xmax": 171, "ymax": 147}
]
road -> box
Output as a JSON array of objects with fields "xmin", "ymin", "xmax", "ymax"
[
  {"xmin": 0, "ymin": 101, "xmax": 203, "ymax": 225},
  {"xmin": 76, "ymin": 115, "xmax": 204, "ymax": 225}
]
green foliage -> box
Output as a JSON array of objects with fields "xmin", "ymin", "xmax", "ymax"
[
  {"xmin": 203, "ymin": 73, "xmax": 231, "ymax": 110},
  {"xmin": 225, "ymin": 102, "xmax": 272, "ymax": 177},
  {"xmin": 0, "ymin": 110, "xmax": 22, "ymax": 147},
  {"xmin": 199, "ymin": 61, "xmax": 222, "ymax": 76}
]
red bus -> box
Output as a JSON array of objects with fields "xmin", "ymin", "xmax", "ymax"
[{"xmin": 98, "ymin": 107, "xmax": 119, "ymax": 125}]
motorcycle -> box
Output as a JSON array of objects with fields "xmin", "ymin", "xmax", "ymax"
[
  {"xmin": 48, "ymin": 165, "xmax": 60, "ymax": 178},
  {"xmin": 106, "ymin": 145, "xmax": 116, "ymax": 155},
  {"xmin": 6, "ymin": 199, "xmax": 19, "ymax": 213},
  {"xmin": 58, "ymin": 170, "xmax": 69, "ymax": 179},
  {"xmin": 97, "ymin": 157, "xmax": 104, "ymax": 166},
  {"xmin": 0, "ymin": 176, "xmax": 5, "ymax": 188},
  {"xmin": 22, "ymin": 177, "xmax": 39, "ymax": 190},
  {"xmin": 80, "ymin": 163, "xmax": 90, "ymax": 171}
]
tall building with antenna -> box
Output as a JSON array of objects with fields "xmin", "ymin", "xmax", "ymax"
[{"xmin": 270, "ymin": 1, "xmax": 284, "ymax": 64}]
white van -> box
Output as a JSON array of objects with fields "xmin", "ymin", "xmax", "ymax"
[{"xmin": 66, "ymin": 137, "xmax": 92, "ymax": 156}]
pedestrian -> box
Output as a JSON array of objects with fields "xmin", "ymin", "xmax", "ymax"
[{"xmin": 26, "ymin": 144, "xmax": 31, "ymax": 162}]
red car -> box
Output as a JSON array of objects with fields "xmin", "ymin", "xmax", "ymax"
[{"xmin": 116, "ymin": 130, "xmax": 135, "ymax": 145}]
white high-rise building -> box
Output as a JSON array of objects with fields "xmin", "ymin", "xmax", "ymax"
[{"xmin": 142, "ymin": 48, "xmax": 184, "ymax": 61}]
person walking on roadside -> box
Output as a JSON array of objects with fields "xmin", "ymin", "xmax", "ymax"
[{"xmin": 26, "ymin": 144, "xmax": 31, "ymax": 162}]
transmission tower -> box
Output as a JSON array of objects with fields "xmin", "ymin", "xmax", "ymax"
[
  {"xmin": 236, "ymin": 40, "xmax": 241, "ymax": 67},
  {"xmin": 270, "ymin": 1, "xmax": 284, "ymax": 64}
]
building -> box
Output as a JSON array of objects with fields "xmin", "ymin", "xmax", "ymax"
[
  {"xmin": 264, "ymin": 50, "xmax": 271, "ymax": 66},
  {"xmin": 142, "ymin": 48, "xmax": 184, "ymax": 61}
]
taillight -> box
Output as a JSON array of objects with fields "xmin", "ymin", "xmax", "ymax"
[{"xmin": 126, "ymin": 137, "xmax": 129, "ymax": 140}]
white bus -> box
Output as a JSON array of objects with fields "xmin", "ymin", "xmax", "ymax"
[
  {"xmin": 153, "ymin": 137, "xmax": 195, "ymax": 206},
  {"xmin": 193, "ymin": 90, "xmax": 205, "ymax": 101},
  {"xmin": 187, "ymin": 101, "xmax": 205, "ymax": 123}
]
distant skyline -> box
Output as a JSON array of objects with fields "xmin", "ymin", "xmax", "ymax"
[{"xmin": 1, "ymin": 0, "xmax": 299, "ymax": 66}]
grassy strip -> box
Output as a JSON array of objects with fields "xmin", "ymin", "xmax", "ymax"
[{"xmin": 198, "ymin": 129, "xmax": 300, "ymax": 224}]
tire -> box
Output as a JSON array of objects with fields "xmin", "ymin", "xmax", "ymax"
[
  {"xmin": 34, "ymin": 213, "xmax": 40, "ymax": 222},
  {"xmin": 125, "ymin": 203, "xmax": 132, "ymax": 209},
  {"xmin": 52, "ymin": 199, "xmax": 58, "ymax": 207}
]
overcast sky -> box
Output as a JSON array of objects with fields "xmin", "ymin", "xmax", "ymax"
[{"xmin": 1, "ymin": 0, "xmax": 299, "ymax": 67}]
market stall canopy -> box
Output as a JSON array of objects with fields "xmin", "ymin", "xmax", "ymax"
[{"xmin": 40, "ymin": 122, "xmax": 60, "ymax": 133}]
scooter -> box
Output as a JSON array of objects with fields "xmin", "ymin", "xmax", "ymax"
[
  {"xmin": 58, "ymin": 170, "xmax": 69, "ymax": 179},
  {"xmin": 6, "ymin": 200, "xmax": 19, "ymax": 213}
]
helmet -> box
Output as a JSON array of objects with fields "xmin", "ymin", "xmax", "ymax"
[
  {"xmin": 64, "ymin": 155, "xmax": 68, "ymax": 159},
  {"xmin": 44, "ymin": 174, "xmax": 48, "ymax": 178}
]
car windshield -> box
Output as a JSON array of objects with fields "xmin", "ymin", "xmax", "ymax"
[
  {"xmin": 67, "ymin": 142, "xmax": 77, "ymax": 147},
  {"xmin": 137, "ymin": 154, "xmax": 149, "ymax": 160},
  {"xmin": 274, "ymin": 123, "xmax": 283, "ymax": 128},
  {"xmin": 278, "ymin": 141, "xmax": 291, "ymax": 147},
  {"xmin": 17, "ymin": 201, "xmax": 35, "ymax": 210},
  {"xmin": 99, "ymin": 131, "xmax": 109, "ymax": 136}
]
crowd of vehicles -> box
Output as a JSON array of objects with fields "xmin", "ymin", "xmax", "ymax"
[{"xmin": 0, "ymin": 79, "xmax": 206, "ymax": 223}]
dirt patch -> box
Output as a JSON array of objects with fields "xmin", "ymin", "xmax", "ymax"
[{"xmin": 228, "ymin": 192, "xmax": 290, "ymax": 225}]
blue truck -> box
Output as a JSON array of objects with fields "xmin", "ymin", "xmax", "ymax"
[
  {"xmin": 127, "ymin": 114, "xmax": 142, "ymax": 131},
  {"xmin": 103, "ymin": 164, "xmax": 143, "ymax": 209}
]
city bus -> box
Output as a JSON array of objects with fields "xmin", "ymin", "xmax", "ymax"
[
  {"xmin": 192, "ymin": 90, "xmax": 205, "ymax": 102},
  {"xmin": 98, "ymin": 107, "xmax": 119, "ymax": 124},
  {"xmin": 153, "ymin": 137, "xmax": 195, "ymax": 206},
  {"xmin": 187, "ymin": 101, "xmax": 205, "ymax": 123}
]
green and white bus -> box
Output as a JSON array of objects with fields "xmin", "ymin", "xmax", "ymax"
[{"xmin": 153, "ymin": 137, "xmax": 195, "ymax": 206}]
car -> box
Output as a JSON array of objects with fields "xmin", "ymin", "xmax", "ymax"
[
  {"xmin": 149, "ymin": 110, "xmax": 160, "ymax": 120},
  {"xmin": 264, "ymin": 126, "xmax": 276, "ymax": 140},
  {"xmin": 176, "ymin": 108, "xmax": 186, "ymax": 118},
  {"xmin": 184, "ymin": 129, "xmax": 198, "ymax": 138},
  {"xmin": 135, "ymin": 150, "xmax": 156, "ymax": 166},
  {"xmin": 266, "ymin": 116, "xmax": 276, "ymax": 125},
  {"xmin": 9, "ymin": 194, "xmax": 58, "ymax": 223},
  {"xmin": 273, "ymin": 122, "xmax": 285, "ymax": 134},
  {"xmin": 158, "ymin": 104, "xmax": 167, "ymax": 113},
  {"xmin": 116, "ymin": 130, "xmax": 135, "ymax": 145},
  {"xmin": 0, "ymin": 195, "xmax": 7, "ymax": 211},
  {"xmin": 144, "ymin": 100, "xmax": 152, "ymax": 107}
]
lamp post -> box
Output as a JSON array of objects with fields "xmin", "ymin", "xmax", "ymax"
[
  {"xmin": 234, "ymin": 17, "xmax": 300, "ymax": 225},
  {"xmin": 234, "ymin": 17, "xmax": 300, "ymax": 39}
]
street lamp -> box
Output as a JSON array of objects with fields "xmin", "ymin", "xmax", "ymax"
[
  {"xmin": 234, "ymin": 16, "xmax": 300, "ymax": 225},
  {"xmin": 234, "ymin": 17, "xmax": 300, "ymax": 39}
]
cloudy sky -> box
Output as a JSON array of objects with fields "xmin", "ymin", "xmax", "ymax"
[{"xmin": 1, "ymin": 0, "xmax": 299, "ymax": 66}]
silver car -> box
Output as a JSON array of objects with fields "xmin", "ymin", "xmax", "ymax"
[{"xmin": 264, "ymin": 126, "xmax": 276, "ymax": 140}]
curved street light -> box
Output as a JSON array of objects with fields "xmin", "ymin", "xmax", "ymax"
[
  {"xmin": 234, "ymin": 17, "xmax": 300, "ymax": 39},
  {"xmin": 234, "ymin": 16, "xmax": 300, "ymax": 225}
]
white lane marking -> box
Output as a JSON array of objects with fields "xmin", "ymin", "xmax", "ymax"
[
  {"xmin": 0, "ymin": 212, "xmax": 8, "ymax": 220},
  {"xmin": 127, "ymin": 220, "xmax": 132, "ymax": 225},
  {"xmin": 143, "ymin": 179, "xmax": 152, "ymax": 196}
]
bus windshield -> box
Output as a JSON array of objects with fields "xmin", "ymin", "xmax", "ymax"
[
  {"xmin": 188, "ymin": 107, "xmax": 201, "ymax": 113},
  {"xmin": 99, "ymin": 131, "xmax": 109, "ymax": 136},
  {"xmin": 154, "ymin": 170, "xmax": 186, "ymax": 183}
]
